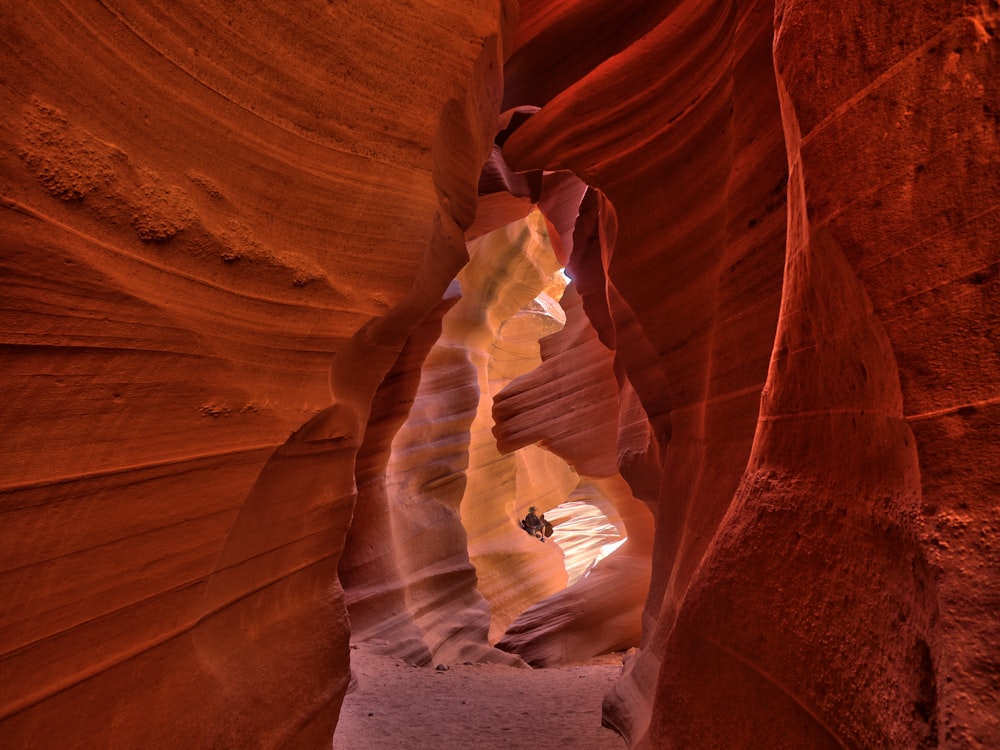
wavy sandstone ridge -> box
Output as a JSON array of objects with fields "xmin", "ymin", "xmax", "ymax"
[
  {"xmin": 2, "ymin": 1, "xmax": 998, "ymax": 749},
  {"xmin": 1, "ymin": 0, "xmax": 514, "ymax": 746},
  {"xmin": 502, "ymin": 0, "xmax": 999, "ymax": 748}
]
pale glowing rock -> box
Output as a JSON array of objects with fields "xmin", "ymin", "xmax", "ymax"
[
  {"xmin": 545, "ymin": 486, "xmax": 626, "ymax": 586},
  {"xmin": 456, "ymin": 211, "xmax": 577, "ymax": 642}
]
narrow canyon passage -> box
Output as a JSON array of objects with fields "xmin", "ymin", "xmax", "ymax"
[
  {"xmin": 333, "ymin": 643, "xmax": 626, "ymax": 750},
  {"xmin": 338, "ymin": 201, "xmax": 654, "ymax": 668},
  {"xmin": 2, "ymin": 2, "xmax": 998, "ymax": 749}
]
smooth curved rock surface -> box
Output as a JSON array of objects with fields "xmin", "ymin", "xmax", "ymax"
[
  {"xmin": 341, "ymin": 209, "xmax": 579, "ymax": 659},
  {"xmin": 1, "ymin": 1, "xmax": 514, "ymax": 746},
  {"xmin": 543, "ymin": 486, "xmax": 627, "ymax": 586},
  {"xmin": 452, "ymin": 212, "xmax": 575, "ymax": 642},
  {"xmin": 3, "ymin": 1, "xmax": 998, "ymax": 749},
  {"xmin": 503, "ymin": 0, "xmax": 999, "ymax": 748},
  {"xmin": 491, "ymin": 279, "xmax": 656, "ymax": 665}
]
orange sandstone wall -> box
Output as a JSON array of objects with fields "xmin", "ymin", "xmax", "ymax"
[
  {"xmin": 340, "ymin": 212, "xmax": 574, "ymax": 663},
  {"xmin": 3, "ymin": 0, "xmax": 999, "ymax": 748},
  {"xmin": 0, "ymin": 1, "xmax": 513, "ymax": 746}
]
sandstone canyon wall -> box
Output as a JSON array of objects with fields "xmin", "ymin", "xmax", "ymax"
[
  {"xmin": 502, "ymin": 0, "xmax": 999, "ymax": 747},
  {"xmin": 1, "ymin": 1, "xmax": 515, "ymax": 746},
  {"xmin": 2, "ymin": 1, "xmax": 998, "ymax": 749}
]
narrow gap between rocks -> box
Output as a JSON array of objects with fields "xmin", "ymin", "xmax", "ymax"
[{"xmin": 336, "ymin": 125, "xmax": 654, "ymax": 748}]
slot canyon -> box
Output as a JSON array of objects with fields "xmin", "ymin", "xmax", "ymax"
[{"xmin": 1, "ymin": 0, "xmax": 998, "ymax": 748}]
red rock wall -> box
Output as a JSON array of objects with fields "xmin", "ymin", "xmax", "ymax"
[
  {"xmin": 768, "ymin": 2, "xmax": 1000, "ymax": 745},
  {"xmin": 503, "ymin": 0, "xmax": 999, "ymax": 747},
  {"xmin": 502, "ymin": 0, "xmax": 789, "ymax": 740},
  {"xmin": 3, "ymin": 0, "xmax": 999, "ymax": 748},
  {"xmin": 1, "ymin": 1, "xmax": 513, "ymax": 746}
]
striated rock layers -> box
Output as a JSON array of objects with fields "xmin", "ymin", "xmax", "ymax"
[
  {"xmin": 339, "ymin": 210, "xmax": 575, "ymax": 661},
  {"xmin": 2, "ymin": 1, "xmax": 998, "ymax": 749},
  {"xmin": 1, "ymin": 1, "xmax": 515, "ymax": 746},
  {"xmin": 502, "ymin": 0, "xmax": 999, "ymax": 748}
]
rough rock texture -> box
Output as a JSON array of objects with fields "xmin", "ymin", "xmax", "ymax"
[
  {"xmin": 3, "ymin": 1, "xmax": 999, "ymax": 749},
  {"xmin": 1, "ymin": 1, "xmax": 514, "ymax": 746},
  {"xmin": 502, "ymin": 0, "xmax": 999, "ymax": 748}
]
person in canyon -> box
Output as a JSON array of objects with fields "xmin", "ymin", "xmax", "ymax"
[
  {"xmin": 521, "ymin": 507, "xmax": 553, "ymax": 542},
  {"xmin": 522, "ymin": 506, "xmax": 543, "ymax": 539}
]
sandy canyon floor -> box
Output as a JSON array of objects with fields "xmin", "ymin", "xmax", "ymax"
[{"xmin": 334, "ymin": 642, "xmax": 627, "ymax": 749}]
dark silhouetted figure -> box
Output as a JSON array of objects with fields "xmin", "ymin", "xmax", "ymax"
[{"xmin": 521, "ymin": 506, "xmax": 543, "ymax": 540}]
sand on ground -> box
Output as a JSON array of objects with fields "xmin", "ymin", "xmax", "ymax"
[{"xmin": 333, "ymin": 642, "xmax": 628, "ymax": 749}]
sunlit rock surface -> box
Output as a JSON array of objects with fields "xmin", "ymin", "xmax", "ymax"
[
  {"xmin": 545, "ymin": 487, "xmax": 627, "ymax": 587},
  {"xmin": 340, "ymin": 210, "xmax": 574, "ymax": 660},
  {"xmin": 492, "ymin": 278, "xmax": 656, "ymax": 665},
  {"xmin": 3, "ymin": 1, "xmax": 998, "ymax": 749},
  {"xmin": 456, "ymin": 215, "xmax": 576, "ymax": 642}
]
